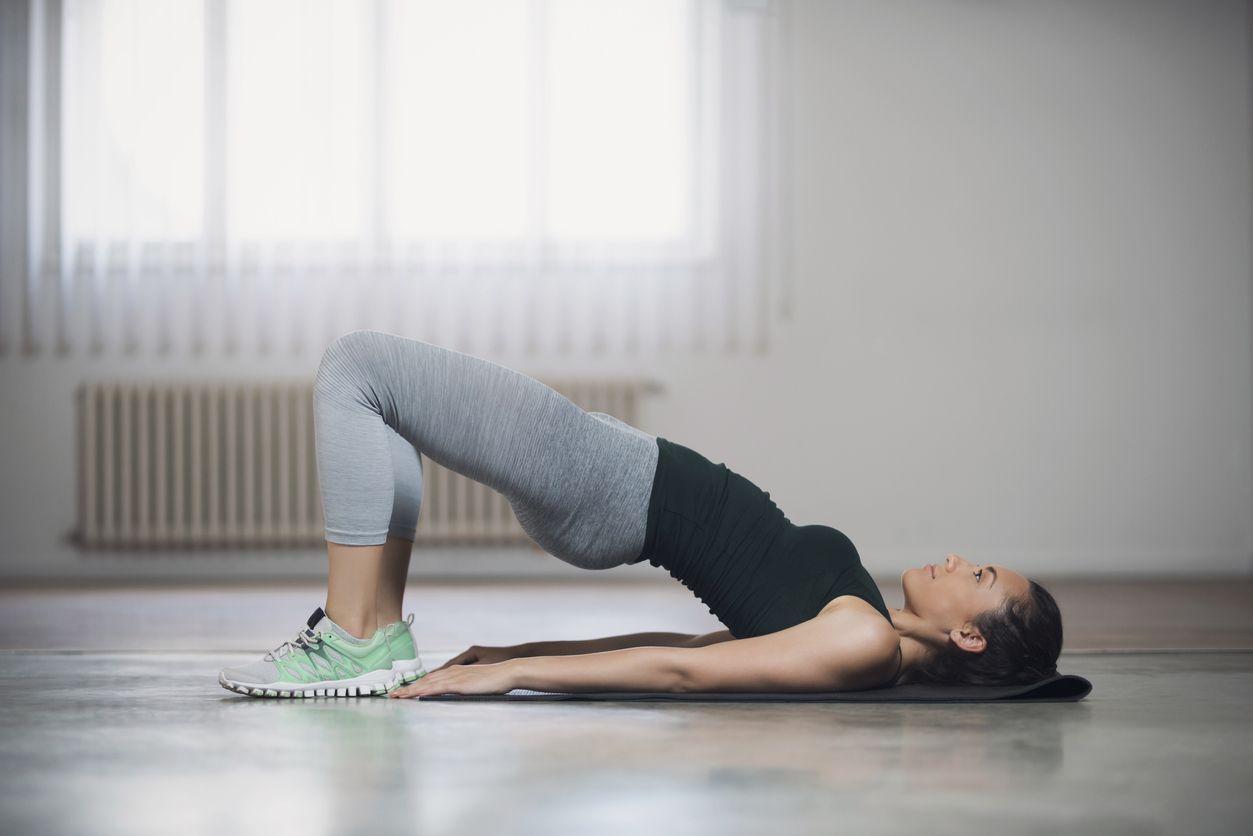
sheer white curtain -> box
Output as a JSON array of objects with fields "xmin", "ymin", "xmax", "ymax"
[{"xmin": 1, "ymin": 0, "xmax": 790, "ymax": 359}]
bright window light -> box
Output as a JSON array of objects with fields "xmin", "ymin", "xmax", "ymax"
[{"xmin": 64, "ymin": 0, "xmax": 694, "ymax": 249}]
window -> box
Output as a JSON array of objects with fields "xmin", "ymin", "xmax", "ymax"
[{"xmin": 2, "ymin": 0, "xmax": 788, "ymax": 357}]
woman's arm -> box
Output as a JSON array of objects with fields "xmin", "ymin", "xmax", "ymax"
[
  {"xmin": 512, "ymin": 613, "xmax": 897, "ymax": 695},
  {"xmin": 390, "ymin": 615, "xmax": 898, "ymax": 698},
  {"xmin": 390, "ymin": 612, "xmax": 895, "ymax": 698},
  {"xmin": 515, "ymin": 629, "xmax": 734, "ymax": 657},
  {"xmin": 390, "ymin": 645, "xmax": 686, "ymax": 698},
  {"xmin": 510, "ymin": 646, "xmax": 685, "ymax": 693},
  {"xmin": 431, "ymin": 629, "xmax": 737, "ymax": 673}
]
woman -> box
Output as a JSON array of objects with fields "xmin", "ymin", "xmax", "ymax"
[{"xmin": 218, "ymin": 330, "xmax": 1063, "ymax": 700}]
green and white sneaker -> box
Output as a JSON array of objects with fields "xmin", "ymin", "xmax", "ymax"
[
  {"xmin": 380, "ymin": 612, "xmax": 427, "ymax": 694},
  {"xmin": 219, "ymin": 606, "xmax": 400, "ymax": 699}
]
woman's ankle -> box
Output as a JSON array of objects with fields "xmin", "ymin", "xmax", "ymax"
[{"xmin": 324, "ymin": 606, "xmax": 379, "ymax": 640}]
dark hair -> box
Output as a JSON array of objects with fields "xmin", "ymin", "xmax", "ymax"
[{"xmin": 908, "ymin": 579, "xmax": 1063, "ymax": 687}]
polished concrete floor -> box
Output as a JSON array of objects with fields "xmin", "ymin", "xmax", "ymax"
[{"xmin": 1, "ymin": 578, "xmax": 1251, "ymax": 836}]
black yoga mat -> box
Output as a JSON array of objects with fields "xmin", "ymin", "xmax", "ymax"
[{"xmin": 419, "ymin": 673, "xmax": 1092, "ymax": 703}]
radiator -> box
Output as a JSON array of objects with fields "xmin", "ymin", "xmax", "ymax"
[{"xmin": 73, "ymin": 378, "xmax": 660, "ymax": 549}]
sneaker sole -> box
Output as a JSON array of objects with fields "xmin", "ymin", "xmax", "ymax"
[{"xmin": 219, "ymin": 660, "xmax": 428, "ymax": 699}]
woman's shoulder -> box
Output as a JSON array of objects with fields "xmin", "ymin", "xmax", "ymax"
[
  {"xmin": 817, "ymin": 594, "xmax": 895, "ymax": 632},
  {"xmin": 810, "ymin": 595, "xmax": 900, "ymax": 687}
]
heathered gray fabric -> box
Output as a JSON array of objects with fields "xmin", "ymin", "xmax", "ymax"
[{"xmin": 312, "ymin": 330, "xmax": 659, "ymax": 570}]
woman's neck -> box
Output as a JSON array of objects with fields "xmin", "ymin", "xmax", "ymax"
[{"xmin": 888, "ymin": 607, "xmax": 939, "ymax": 685}]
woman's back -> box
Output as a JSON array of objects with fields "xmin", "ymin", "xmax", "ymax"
[{"xmin": 635, "ymin": 437, "xmax": 892, "ymax": 638}]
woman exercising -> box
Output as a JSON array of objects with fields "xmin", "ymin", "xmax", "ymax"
[{"xmin": 218, "ymin": 329, "xmax": 1063, "ymax": 699}]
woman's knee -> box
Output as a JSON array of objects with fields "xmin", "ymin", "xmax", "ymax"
[{"xmin": 314, "ymin": 330, "xmax": 378, "ymax": 397}]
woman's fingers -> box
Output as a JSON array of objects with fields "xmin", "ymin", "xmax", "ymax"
[{"xmin": 389, "ymin": 661, "xmax": 516, "ymax": 698}]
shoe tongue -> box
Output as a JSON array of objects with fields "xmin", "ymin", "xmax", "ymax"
[{"xmin": 305, "ymin": 606, "xmax": 360, "ymax": 643}]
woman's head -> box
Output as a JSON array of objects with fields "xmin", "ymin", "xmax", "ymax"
[{"xmin": 898, "ymin": 554, "xmax": 1063, "ymax": 686}]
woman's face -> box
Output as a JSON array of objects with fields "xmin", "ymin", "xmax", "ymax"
[{"xmin": 900, "ymin": 553, "xmax": 1032, "ymax": 637}]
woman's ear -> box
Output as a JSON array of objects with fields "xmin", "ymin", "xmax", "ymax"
[{"xmin": 948, "ymin": 623, "xmax": 987, "ymax": 655}]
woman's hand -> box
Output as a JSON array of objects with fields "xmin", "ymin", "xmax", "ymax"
[
  {"xmin": 389, "ymin": 659, "xmax": 519, "ymax": 699},
  {"xmin": 431, "ymin": 644, "xmax": 521, "ymax": 672}
]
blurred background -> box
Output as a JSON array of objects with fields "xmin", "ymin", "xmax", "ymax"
[{"xmin": 0, "ymin": 0, "xmax": 1249, "ymax": 590}]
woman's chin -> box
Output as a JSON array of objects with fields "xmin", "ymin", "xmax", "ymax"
[{"xmin": 899, "ymin": 566, "xmax": 924, "ymax": 604}]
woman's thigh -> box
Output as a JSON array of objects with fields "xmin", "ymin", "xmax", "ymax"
[{"xmin": 315, "ymin": 330, "xmax": 658, "ymax": 568}]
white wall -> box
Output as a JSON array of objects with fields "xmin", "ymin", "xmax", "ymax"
[
  {"xmin": 769, "ymin": 0, "xmax": 1252, "ymax": 578},
  {"xmin": 0, "ymin": 0, "xmax": 1249, "ymax": 581}
]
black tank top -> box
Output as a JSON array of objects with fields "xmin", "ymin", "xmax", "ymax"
[{"xmin": 632, "ymin": 436, "xmax": 892, "ymax": 639}]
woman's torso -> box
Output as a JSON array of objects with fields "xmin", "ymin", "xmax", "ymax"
[{"xmin": 633, "ymin": 437, "xmax": 893, "ymax": 639}]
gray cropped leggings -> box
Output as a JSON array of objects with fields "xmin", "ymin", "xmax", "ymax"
[{"xmin": 312, "ymin": 330, "xmax": 659, "ymax": 569}]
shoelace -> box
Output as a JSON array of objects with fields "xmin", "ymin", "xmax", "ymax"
[{"xmin": 264, "ymin": 625, "xmax": 323, "ymax": 662}]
